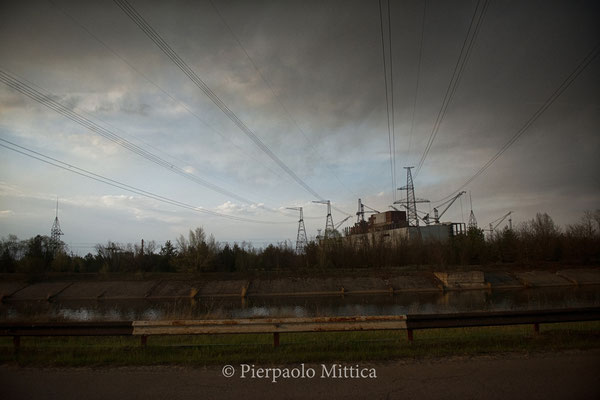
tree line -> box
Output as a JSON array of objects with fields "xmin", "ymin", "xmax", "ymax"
[{"xmin": 1, "ymin": 211, "xmax": 599, "ymax": 274}]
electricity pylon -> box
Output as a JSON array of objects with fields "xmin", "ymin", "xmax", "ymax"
[
  {"xmin": 467, "ymin": 191, "xmax": 478, "ymax": 230},
  {"xmin": 50, "ymin": 198, "xmax": 64, "ymax": 255},
  {"xmin": 313, "ymin": 200, "xmax": 335, "ymax": 238},
  {"xmin": 286, "ymin": 207, "xmax": 307, "ymax": 253},
  {"xmin": 395, "ymin": 167, "xmax": 429, "ymax": 227}
]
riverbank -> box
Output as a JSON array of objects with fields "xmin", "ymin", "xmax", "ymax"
[{"xmin": 1, "ymin": 267, "xmax": 598, "ymax": 302}]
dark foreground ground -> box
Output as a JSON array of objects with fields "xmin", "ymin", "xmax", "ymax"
[{"xmin": 1, "ymin": 350, "xmax": 599, "ymax": 400}]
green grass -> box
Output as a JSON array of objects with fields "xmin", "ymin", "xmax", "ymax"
[{"xmin": 1, "ymin": 322, "xmax": 599, "ymax": 367}]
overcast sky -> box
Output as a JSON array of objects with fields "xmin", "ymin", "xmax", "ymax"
[{"xmin": 1, "ymin": 0, "xmax": 598, "ymax": 254}]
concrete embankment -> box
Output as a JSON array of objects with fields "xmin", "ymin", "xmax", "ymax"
[{"xmin": 0, "ymin": 268, "xmax": 598, "ymax": 302}]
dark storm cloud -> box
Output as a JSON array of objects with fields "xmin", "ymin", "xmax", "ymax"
[{"xmin": 1, "ymin": 0, "xmax": 598, "ymax": 234}]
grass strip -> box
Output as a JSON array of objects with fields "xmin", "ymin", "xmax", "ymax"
[{"xmin": 0, "ymin": 321, "xmax": 598, "ymax": 367}]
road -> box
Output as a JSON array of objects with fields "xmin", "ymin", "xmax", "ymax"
[{"xmin": 1, "ymin": 351, "xmax": 599, "ymax": 399}]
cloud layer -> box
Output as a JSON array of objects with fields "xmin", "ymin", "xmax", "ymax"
[{"xmin": 1, "ymin": 0, "xmax": 598, "ymax": 252}]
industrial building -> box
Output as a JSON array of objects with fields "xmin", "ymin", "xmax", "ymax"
[
  {"xmin": 344, "ymin": 209, "xmax": 465, "ymax": 245},
  {"xmin": 341, "ymin": 166, "xmax": 467, "ymax": 245}
]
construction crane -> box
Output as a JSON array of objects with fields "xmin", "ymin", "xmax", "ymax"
[
  {"xmin": 356, "ymin": 198, "xmax": 379, "ymax": 223},
  {"xmin": 335, "ymin": 215, "xmax": 352, "ymax": 230},
  {"xmin": 488, "ymin": 211, "xmax": 513, "ymax": 233},
  {"xmin": 397, "ymin": 204, "xmax": 432, "ymax": 225},
  {"xmin": 426, "ymin": 191, "xmax": 466, "ymax": 224},
  {"xmin": 312, "ymin": 200, "xmax": 335, "ymax": 239},
  {"xmin": 285, "ymin": 207, "xmax": 307, "ymax": 253}
]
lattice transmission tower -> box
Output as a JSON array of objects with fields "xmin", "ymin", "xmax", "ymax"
[
  {"xmin": 50, "ymin": 198, "xmax": 64, "ymax": 254},
  {"xmin": 467, "ymin": 191, "xmax": 478, "ymax": 230},
  {"xmin": 286, "ymin": 207, "xmax": 307, "ymax": 253},
  {"xmin": 395, "ymin": 167, "xmax": 429, "ymax": 227}
]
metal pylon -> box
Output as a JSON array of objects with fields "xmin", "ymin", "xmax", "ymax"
[
  {"xmin": 403, "ymin": 167, "xmax": 419, "ymax": 227},
  {"xmin": 325, "ymin": 201, "xmax": 335, "ymax": 238},
  {"xmin": 286, "ymin": 207, "xmax": 307, "ymax": 253},
  {"xmin": 50, "ymin": 198, "xmax": 64, "ymax": 254},
  {"xmin": 467, "ymin": 191, "xmax": 478, "ymax": 229}
]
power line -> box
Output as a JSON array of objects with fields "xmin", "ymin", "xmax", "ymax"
[
  {"xmin": 378, "ymin": 0, "xmax": 395, "ymax": 203},
  {"xmin": 206, "ymin": 0, "xmax": 353, "ymax": 217},
  {"xmin": 0, "ymin": 138, "xmax": 292, "ymax": 225},
  {"xmin": 415, "ymin": 0, "xmax": 489, "ymax": 178},
  {"xmin": 433, "ymin": 41, "xmax": 600, "ymax": 204},
  {"xmin": 46, "ymin": 0, "xmax": 291, "ymax": 186},
  {"xmin": 387, "ymin": 0, "xmax": 397, "ymax": 202},
  {"xmin": 407, "ymin": 0, "xmax": 427, "ymax": 166},
  {"xmin": 208, "ymin": 0, "xmax": 359, "ymax": 202},
  {"xmin": 113, "ymin": 0, "xmax": 327, "ymax": 203},
  {"xmin": 0, "ymin": 69, "xmax": 269, "ymax": 207}
]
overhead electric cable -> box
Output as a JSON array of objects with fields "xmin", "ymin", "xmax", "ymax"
[
  {"xmin": 208, "ymin": 0, "xmax": 358, "ymax": 203},
  {"xmin": 0, "ymin": 69, "xmax": 292, "ymax": 212},
  {"xmin": 207, "ymin": 0, "xmax": 352, "ymax": 217},
  {"xmin": 113, "ymin": 0, "xmax": 327, "ymax": 203},
  {"xmin": 433, "ymin": 41, "xmax": 600, "ymax": 203},
  {"xmin": 387, "ymin": 0, "xmax": 397, "ymax": 202},
  {"xmin": 46, "ymin": 0, "xmax": 290, "ymax": 185},
  {"xmin": 378, "ymin": 0, "xmax": 395, "ymax": 203},
  {"xmin": 415, "ymin": 0, "xmax": 489, "ymax": 178},
  {"xmin": 0, "ymin": 138, "xmax": 292, "ymax": 225},
  {"xmin": 407, "ymin": 0, "xmax": 427, "ymax": 165}
]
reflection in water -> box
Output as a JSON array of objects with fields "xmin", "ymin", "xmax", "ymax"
[{"xmin": 1, "ymin": 286, "xmax": 598, "ymax": 322}]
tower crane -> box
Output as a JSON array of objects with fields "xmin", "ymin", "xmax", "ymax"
[
  {"xmin": 335, "ymin": 215, "xmax": 352, "ymax": 230},
  {"xmin": 488, "ymin": 211, "xmax": 513, "ymax": 233},
  {"xmin": 312, "ymin": 200, "xmax": 335, "ymax": 238},
  {"xmin": 425, "ymin": 191, "xmax": 466, "ymax": 224},
  {"xmin": 356, "ymin": 198, "xmax": 379, "ymax": 223},
  {"xmin": 398, "ymin": 204, "xmax": 432, "ymax": 225}
]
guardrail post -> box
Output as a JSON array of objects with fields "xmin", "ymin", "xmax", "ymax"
[
  {"xmin": 533, "ymin": 323, "xmax": 540, "ymax": 335},
  {"xmin": 407, "ymin": 329, "xmax": 413, "ymax": 342},
  {"xmin": 273, "ymin": 332, "xmax": 280, "ymax": 347},
  {"xmin": 13, "ymin": 335, "xmax": 20, "ymax": 352},
  {"xmin": 140, "ymin": 335, "xmax": 147, "ymax": 347}
]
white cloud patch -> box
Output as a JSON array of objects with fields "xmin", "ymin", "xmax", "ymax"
[{"xmin": 215, "ymin": 201, "xmax": 269, "ymax": 216}]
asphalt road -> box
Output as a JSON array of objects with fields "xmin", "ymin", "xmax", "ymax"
[{"xmin": 1, "ymin": 351, "xmax": 599, "ymax": 400}]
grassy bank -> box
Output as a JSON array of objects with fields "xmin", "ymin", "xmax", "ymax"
[{"xmin": 1, "ymin": 321, "xmax": 598, "ymax": 367}]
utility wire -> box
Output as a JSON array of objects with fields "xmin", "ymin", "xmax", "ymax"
[
  {"xmin": 407, "ymin": 0, "xmax": 427, "ymax": 166},
  {"xmin": 0, "ymin": 138, "xmax": 292, "ymax": 225},
  {"xmin": 207, "ymin": 0, "xmax": 353, "ymax": 217},
  {"xmin": 378, "ymin": 0, "xmax": 395, "ymax": 203},
  {"xmin": 113, "ymin": 0, "xmax": 327, "ymax": 203},
  {"xmin": 433, "ymin": 41, "xmax": 600, "ymax": 204},
  {"xmin": 208, "ymin": 0, "xmax": 358, "ymax": 204},
  {"xmin": 46, "ymin": 0, "xmax": 290, "ymax": 186},
  {"xmin": 387, "ymin": 0, "xmax": 397, "ymax": 202},
  {"xmin": 415, "ymin": 0, "xmax": 489, "ymax": 178},
  {"xmin": 0, "ymin": 69, "xmax": 263, "ymax": 206}
]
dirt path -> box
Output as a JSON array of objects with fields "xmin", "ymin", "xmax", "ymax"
[{"xmin": 1, "ymin": 351, "xmax": 599, "ymax": 400}]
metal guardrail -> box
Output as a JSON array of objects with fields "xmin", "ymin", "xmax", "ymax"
[{"xmin": 1, "ymin": 307, "xmax": 598, "ymax": 348}]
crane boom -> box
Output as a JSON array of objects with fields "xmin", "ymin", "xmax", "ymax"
[
  {"xmin": 335, "ymin": 215, "xmax": 352, "ymax": 230},
  {"xmin": 433, "ymin": 191, "xmax": 466, "ymax": 223},
  {"xmin": 489, "ymin": 211, "xmax": 513, "ymax": 232}
]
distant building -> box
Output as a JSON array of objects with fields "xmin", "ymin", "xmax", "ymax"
[{"xmin": 345, "ymin": 210, "xmax": 465, "ymax": 245}]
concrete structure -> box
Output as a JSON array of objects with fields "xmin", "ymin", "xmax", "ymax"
[
  {"xmin": 434, "ymin": 271, "xmax": 487, "ymax": 290},
  {"xmin": 346, "ymin": 223, "xmax": 460, "ymax": 245}
]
